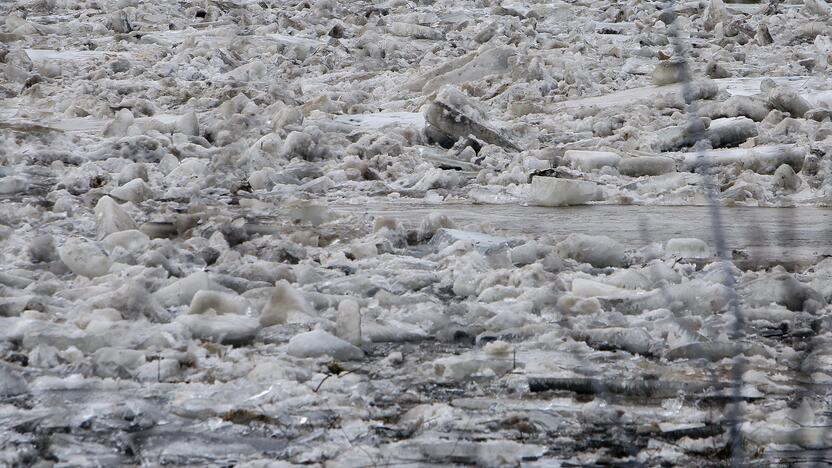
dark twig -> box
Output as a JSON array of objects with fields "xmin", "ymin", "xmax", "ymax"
[{"xmin": 313, "ymin": 365, "xmax": 363, "ymax": 393}]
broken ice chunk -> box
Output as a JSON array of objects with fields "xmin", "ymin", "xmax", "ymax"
[
  {"xmin": 624, "ymin": 280, "xmax": 731, "ymax": 315},
  {"xmin": 508, "ymin": 241, "xmax": 552, "ymax": 266},
  {"xmin": 574, "ymin": 327, "xmax": 658, "ymax": 356},
  {"xmin": 792, "ymin": 22, "xmax": 832, "ymax": 43},
  {"xmin": 177, "ymin": 111, "xmax": 199, "ymax": 136},
  {"xmin": 388, "ymin": 22, "xmax": 444, "ymax": 40},
  {"xmin": 165, "ymin": 158, "xmax": 208, "ymax": 189},
  {"xmin": 408, "ymin": 46, "xmax": 515, "ymax": 93},
  {"xmin": 571, "ymin": 278, "xmax": 643, "ymax": 299},
  {"xmin": 563, "ymin": 150, "xmax": 620, "ymax": 172},
  {"xmin": 428, "ymin": 228, "xmax": 518, "ymax": 254},
  {"xmin": 756, "ymin": 24, "xmax": 774, "ymax": 45},
  {"xmin": 417, "ymin": 213, "xmax": 455, "ymax": 242},
  {"xmin": 101, "ymin": 229, "xmax": 150, "ymax": 254},
  {"xmin": 555, "ymin": 233, "xmax": 625, "ymax": 267},
  {"xmin": 284, "ymin": 200, "xmax": 336, "ymax": 226},
  {"xmin": 664, "ymin": 342, "xmax": 768, "ymax": 361},
  {"xmin": 94, "ymin": 196, "xmax": 138, "ymax": 240},
  {"xmin": 27, "ymin": 234, "xmax": 58, "ymax": 263},
  {"xmin": 528, "ymin": 176, "xmax": 602, "ymax": 207},
  {"xmin": 773, "ymin": 163, "xmax": 801, "ymax": 191},
  {"xmin": 336, "ymin": 299, "xmax": 362, "ymax": 346},
  {"xmin": 707, "ymin": 95, "xmax": 768, "ymax": 122},
  {"xmin": 682, "ymin": 145, "xmax": 805, "ymax": 174},
  {"xmin": 109, "ymin": 10, "xmax": 132, "ymax": 33},
  {"xmin": 135, "ymin": 358, "xmax": 180, "ymax": 382},
  {"xmin": 385, "ymin": 440, "xmax": 543, "ymax": 466},
  {"xmin": 87, "ymin": 281, "xmax": 170, "ymax": 322},
  {"xmin": 768, "ymin": 87, "xmax": 813, "ymax": 119},
  {"xmin": 805, "ymin": 108, "xmax": 832, "ymax": 122},
  {"xmin": 176, "ymin": 313, "xmax": 259, "ymax": 345},
  {"xmin": 0, "ymin": 176, "xmax": 28, "ymax": 195},
  {"xmin": 653, "ymin": 117, "xmax": 758, "ymax": 151},
  {"xmin": 618, "ymin": 156, "xmax": 676, "ymax": 177},
  {"xmin": 153, "ymin": 271, "xmax": 220, "ymax": 308},
  {"xmin": 362, "ymin": 318, "xmax": 428, "ymax": 343},
  {"xmin": 706, "ymin": 60, "xmax": 730, "ymax": 79},
  {"xmin": 708, "ymin": 117, "xmax": 759, "ymax": 149},
  {"xmin": 0, "ymin": 363, "xmax": 28, "ymax": 397},
  {"xmin": 281, "ymin": 131, "xmax": 318, "ymax": 160},
  {"xmin": 110, "ymin": 178, "xmax": 153, "ymax": 203},
  {"xmin": 425, "ymin": 86, "xmax": 520, "ymax": 151},
  {"xmin": 116, "ymin": 164, "xmax": 149, "ymax": 187},
  {"xmin": 102, "ymin": 108, "xmax": 134, "ymax": 138},
  {"xmin": 287, "ymin": 329, "xmax": 364, "ymax": 361},
  {"xmin": 59, "ymin": 238, "xmax": 111, "ymax": 278},
  {"xmin": 803, "ymin": 0, "xmax": 831, "ymax": 17},
  {"xmin": 652, "ymin": 59, "xmax": 688, "ymax": 86},
  {"xmin": 703, "ymin": 0, "xmax": 729, "ymax": 31},
  {"xmin": 260, "ymin": 280, "xmax": 315, "ymax": 327},
  {"xmin": 740, "ymin": 272, "xmax": 825, "ymax": 312},
  {"xmin": 432, "ymin": 354, "xmax": 516, "ymax": 380},
  {"xmin": 189, "ymin": 290, "xmax": 251, "ymax": 316},
  {"xmin": 664, "ymin": 238, "xmax": 712, "ymax": 259},
  {"xmin": 158, "ymin": 154, "xmax": 179, "ymax": 175},
  {"xmin": 92, "ymin": 347, "xmax": 146, "ymax": 376}
]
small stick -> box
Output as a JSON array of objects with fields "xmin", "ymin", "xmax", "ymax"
[{"xmin": 313, "ymin": 366, "xmax": 363, "ymax": 393}]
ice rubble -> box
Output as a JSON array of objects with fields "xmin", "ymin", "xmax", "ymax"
[
  {"xmin": 528, "ymin": 175, "xmax": 603, "ymax": 206},
  {"xmin": 1, "ymin": 0, "xmax": 832, "ymax": 465}
]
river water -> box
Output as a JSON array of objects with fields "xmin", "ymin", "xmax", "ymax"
[{"xmin": 332, "ymin": 202, "xmax": 832, "ymax": 266}]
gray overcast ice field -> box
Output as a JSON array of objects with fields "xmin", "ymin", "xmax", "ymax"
[{"xmin": 3, "ymin": 0, "xmax": 832, "ymax": 466}]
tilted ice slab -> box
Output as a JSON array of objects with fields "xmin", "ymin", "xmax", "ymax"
[{"xmin": 331, "ymin": 112, "xmax": 425, "ymax": 130}]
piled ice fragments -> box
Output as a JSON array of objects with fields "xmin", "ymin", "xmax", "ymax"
[{"xmin": 1, "ymin": 0, "xmax": 832, "ymax": 465}]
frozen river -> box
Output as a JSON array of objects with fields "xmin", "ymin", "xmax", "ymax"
[{"xmin": 4, "ymin": 0, "xmax": 832, "ymax": 463}]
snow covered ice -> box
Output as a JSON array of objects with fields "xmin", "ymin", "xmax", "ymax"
[{"xmin": 2, "ymin": 0, "xmax": 832, "ymax": 466}]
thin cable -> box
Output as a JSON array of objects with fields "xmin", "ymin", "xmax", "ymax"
[{"xmin": 660, "ymin": 3, "xmax": 746, "ymax": 465}]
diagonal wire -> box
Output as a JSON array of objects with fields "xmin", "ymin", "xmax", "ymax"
[
  {"xmin": 811, "ymin": 200, "xmax": 832, "ymax": 466},
  {"xmin": 660, "ymin": 2, "xmax": 747, "ymax": 465}
]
